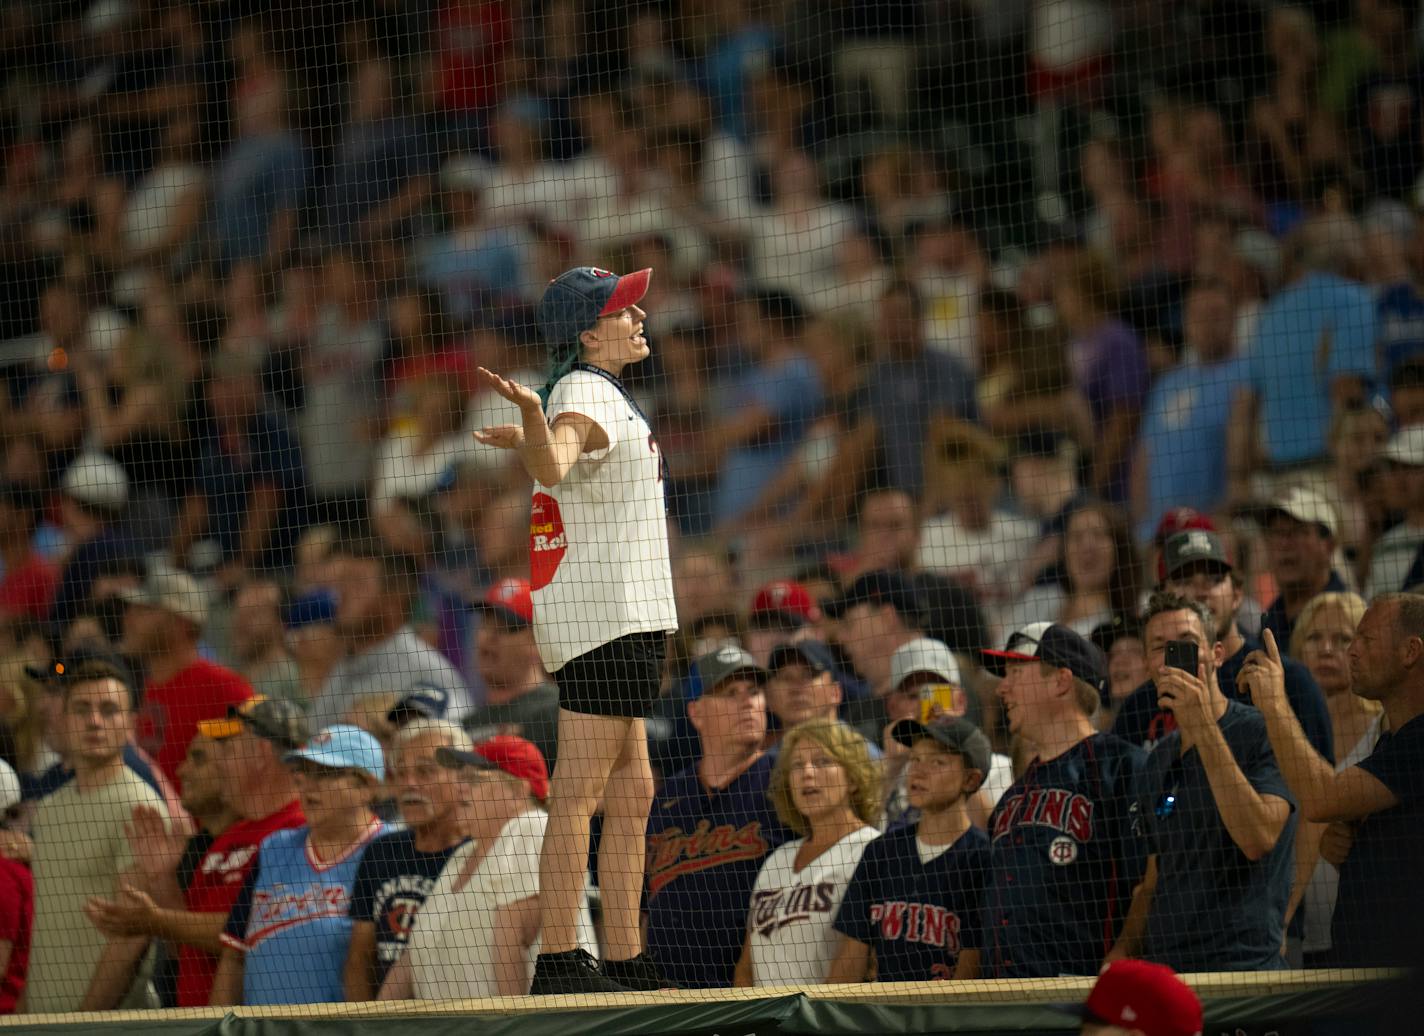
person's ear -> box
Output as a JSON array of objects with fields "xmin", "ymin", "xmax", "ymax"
[{"xmin": 963, "ymin": 767, "xmax": 985, "ymax": 795}]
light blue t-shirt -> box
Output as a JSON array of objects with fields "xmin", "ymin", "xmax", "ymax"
[
  {"xmin": 1137, "ymin": 356, "xmax": 1249, "ymax": 542},
  {"xmin": 222, "ymin": 822, "xmax": 387, "ymax": 1005},
  {"xmin": 713, "ymin": 352, "xmax": 823, "ymax": 525},
  {"xmin": 1247, "ymin": 273, "xmax": 1378, "ymax": 466}
]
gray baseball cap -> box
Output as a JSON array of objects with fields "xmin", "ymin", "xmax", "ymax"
[
  {"xmin": 890, "ymin": 715, "xmax": 992, "ymax": 775},
  {"xmin": 692, "ymin": 645, "xmax": 768, "ymax": 699}
]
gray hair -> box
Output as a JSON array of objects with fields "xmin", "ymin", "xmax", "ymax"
[{"xmin": 393, "ymin": 718, "xmax": 472, "ymax": 757}]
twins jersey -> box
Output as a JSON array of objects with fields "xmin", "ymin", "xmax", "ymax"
[
  {"xmin": 985, "ymin": 733, "xmax": 1145, "ymax": 977},
  {"xmin": 532, "ymin": 367, "xmax": 677, "ymax": 671},
  {"xmin": 833, "ymin": 824, "xmax": 988, "ymax": 982},
  {"xmin": 348, "ymin": 829, "xmax": 464, "ymax": 987},
  {"xmin": 747, "ymin": 826, "xmax": 879, "ymax": 987},
  {"xmin": 646, "ymin": 754, "xmax": 793, "ymax": 989},
  {"xmin": 222, "ymin": 820, "xmax": 386, "ymax": 1005},
  {"xmin": 177, "ymin": 800, "xmax": 305, "ymax": 1007}
]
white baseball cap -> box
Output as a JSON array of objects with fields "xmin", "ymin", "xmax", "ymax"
[
  {"xmin": 1255, "ymin": 485, "xmax": 1338, "ymax": 538},
  {"xmin": 61, "ymin": 451, "xmax": 129, "ymax": 512},
  {"xmin": 890, "ymin": 637, "xmax": 962, "ymax": 691},
  {"xmin": 1383, "ymin": 425, "xmax": 1424, "ymax": 468}
]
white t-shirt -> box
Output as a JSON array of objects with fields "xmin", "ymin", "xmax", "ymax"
[
  {"xmin": 405, "ymin": 810, "xmax": 596, "ymax": 999},
  {"xmin": 746, "ymin": 825, "xmax": 878, "ymax": 987},
  {"xmin": 533, "ymin": 368, "xmax": 677, "ymax": 671}
]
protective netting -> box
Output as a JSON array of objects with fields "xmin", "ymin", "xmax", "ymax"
[{"xmin": 0, "ymin": 0, "xmax": 1420, "ymax": 1016}]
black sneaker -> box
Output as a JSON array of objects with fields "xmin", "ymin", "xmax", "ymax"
[
  {"xmin": 602, "ymin": 952, "xmax": 675, "ymax": 991},
  {"xmin": 529, "ymin": 949, "xmax": 630, "ymax": 994}
]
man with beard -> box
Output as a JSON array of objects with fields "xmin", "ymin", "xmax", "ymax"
[{"xmin": 343, "ymin": 718, "xmax": 470, "ymax": 1000}]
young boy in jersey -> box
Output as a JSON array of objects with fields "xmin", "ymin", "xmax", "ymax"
[{"xmin": 828, "ymin": 716, "xmax": 990, "ymax": 982}]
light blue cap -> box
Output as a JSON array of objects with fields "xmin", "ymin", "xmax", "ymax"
[{"xmin": 284, "ymin": 724, "xmax": 386, "ymax": 782}]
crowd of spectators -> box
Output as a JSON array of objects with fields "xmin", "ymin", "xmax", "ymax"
[{"xmin": 0, "ymin": 0, "xmax": 1420, "ymax": 1014}]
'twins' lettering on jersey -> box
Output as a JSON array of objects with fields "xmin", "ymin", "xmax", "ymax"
[
  {"xmin": 750, "ymin": 881, "xmax": 837, "ymax": 937},
  {"xmin": 529, "ymin": 493, "xmax": 567, "ymax": 591},
  {"xmin": 989, "ymin": 788, "xmax": 1095, "ymax": 843},
  {"xmin": 869, "ymin": 901, "xmax": 964, "ymax": 954},
  {"xmin": 647, "ymin": 820, "xmax": 770, "ymax": 896}
]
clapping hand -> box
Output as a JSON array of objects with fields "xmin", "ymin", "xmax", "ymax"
[
  {"xmin": 84, "ymin": 883, "xmax": 157, "ymax": 938},
  {"xmin": 125, "ymin": 804, "xmax": 187, "ymax": 886}
]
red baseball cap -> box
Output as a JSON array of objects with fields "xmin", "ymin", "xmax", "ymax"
[
  {"xmin": 478, "ymin": 577, "xmax": 533, "ymax": 627},
  {"xmin": 751, "ymin": 579, "xmax": 821, "ymax": 624},
  {"xmin": 1152, "ymin": 508, "xmax": 1218, "ymax": 583},
  {"xmin": 436, "ymin": 734, "xmax": 549, "ymax": 802},
  {"xmin": 1079, "ymin": 960, "xmax": 1202, "ymax": 1036}
]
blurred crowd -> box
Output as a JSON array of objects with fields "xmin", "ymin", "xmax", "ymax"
[{"xmin": 0, "ymin": 0, "xmax": 1421, "ymax": 1015}]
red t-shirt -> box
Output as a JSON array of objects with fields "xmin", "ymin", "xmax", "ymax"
[
  {"xmin": 176, "ymin": 801, "xmax": 305, "ymax": 1007},
  {"xmin": 136, "ymin": 660, "xmax": 253, "ymax": 789},
  {"xmin": 0, "ymin": 554, "xmax": 58, "ymax": 621},
  {"xmin": 0, "ymin": 857, "xmax": 33, "ymax": 1014}
]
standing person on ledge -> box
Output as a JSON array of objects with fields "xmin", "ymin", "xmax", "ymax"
[{"xmin": 473, "ymin": 266, "xmax": 678, "ymax": 993}]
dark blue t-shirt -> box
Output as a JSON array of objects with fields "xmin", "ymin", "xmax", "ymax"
[
  {"xmin": 645, "ymin": 753, "xmax": 793, "ymax": 989},
  {"xmin": 1133, "ymin": 700, "xmax": 1297, "ymax": 972},
  {"xmin": 1114, "ymin": 634, "xmax": 1334, "ymax": 765},
  {"xmin": 1332, "ymin": 713, "xmax": 1424, "ymax": 966},
  {"xmin": 833, "ymin": 824, "xmax": 987, "ymax": 981},
  {"xmin": 348, "ymin": 829, "xmax": 464, "ymax": 987},
  {"xmin": 985, "ymin": 733, "xmax": 1146, "ymax": 977}
]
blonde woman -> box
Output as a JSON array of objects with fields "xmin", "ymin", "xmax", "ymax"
[
  {"xmin": 733, "ymin": 719, "xmax": 880, "ymax": 987},
  {"xmin": 1288, "ymin": 592, "xmax": 1383, "ymax": 965}
]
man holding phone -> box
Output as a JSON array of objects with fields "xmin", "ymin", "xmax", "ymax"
[{"xmin": 1108, "ymin": 592, "xmax": 1297, "ymax": 971}]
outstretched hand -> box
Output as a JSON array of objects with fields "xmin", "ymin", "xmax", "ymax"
[{"xmin": 476, "ymin": 367, "xmax": 541, "ymax": 411}]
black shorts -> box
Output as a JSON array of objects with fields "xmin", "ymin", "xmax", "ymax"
[{"xmin": 554, "ymin": 631, "xmax": 669, "ymax": 718}]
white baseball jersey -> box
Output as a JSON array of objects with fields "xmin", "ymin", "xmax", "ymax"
[
  {"xmin": 404, "ymin": 810, "xmax": 596, "ymax": 999},
  {"xmin": 531, "ymin": 368, "xmax": 677, "ymax": 671},
  {"xmin": 747, "ymin": 825, "xmax": 878, "ymax": 987}
]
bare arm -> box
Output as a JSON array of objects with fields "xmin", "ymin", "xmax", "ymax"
[
  {"xmin": 1192, "ymin": 720, "xmax": 1292, "ymax": 861},
  {"xmin": 732, "ymin": 931, "xmax": 755, "ymax": 988},
  {"xmin": 952, "ymin": 947, "xmax": 981, "ymax": 981},
  {"xmin": 376, "ymin": 948, "xmax": 413, "ymax": 1001},
  {"xmin": 471, "ymin": 368, "xmax": 604, "ymax": 488},
  {"xmin": 170, "ymin": 493, "xmax": 209, "ymax": 566},
  {"xmin": 491, "ymin": 896, "xmax": 541, "ymax": 996},
  {"xmin": 208, "ymin": 946, "xmax": 244, "ymax": 1006},
  {"xmin": 342, "ymin": 920, "xmax": 379, "ymax": 1002},
  {"xmin": 234, "ymin": 482, "xmax": 282, "ymax": 569},
  {"xmin": 825, "ymin": 935, "xmax": 872, "ymax": 984},
  {"xmin": 1241, "ymin": 631, "xmax": 1400, "ymax": 823},
  {"xmin": 1105, "ymin": 854, "xmax": 1158, "ymax": 962},
  {"xmin": 79, "ymin": 933, "xmax": 150, "ymax": 1011},
  {"xmin": 1129, "ymin": 437, "xmax": 1149, "ymax": 529},
  {"xmin": 1284, "ymin": 818, "xmax": 1326, "ymax": 929}
]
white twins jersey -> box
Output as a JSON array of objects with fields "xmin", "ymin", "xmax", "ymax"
[
  {"xmin": 747, "ymin": 825, "xmax": 878, "ymax": 987},
  {"xmin": 531, "ymin": 368, "xmax": 677, "ymax": 672}
]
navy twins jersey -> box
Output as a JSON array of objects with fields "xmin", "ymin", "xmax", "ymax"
[
  {"xmin": 645, "ymin": 753, "xmax": 794, "ymax": 989},
  {"xmin": 833, "ymin": 824, "xmax": 988, "ymax": 982},
  {"xmin": 985, "ymin": 733, "xmax": 1146, "ymax": 977}
]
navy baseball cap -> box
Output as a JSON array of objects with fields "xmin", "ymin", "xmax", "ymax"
[
  {"xmin": 536, "ymin": 267, "xmax": 652, "ymax": 349},
  {"xmin": 822, "ymin": 570, "xmax": 927, "ymax": 628},
  {"xmin": 982, "ymin": 621, "xmax": 1107, "ymax": 687},
  {"xmin": 768, "ymin": 640, "xmax": 837, "ymax": 675}
]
